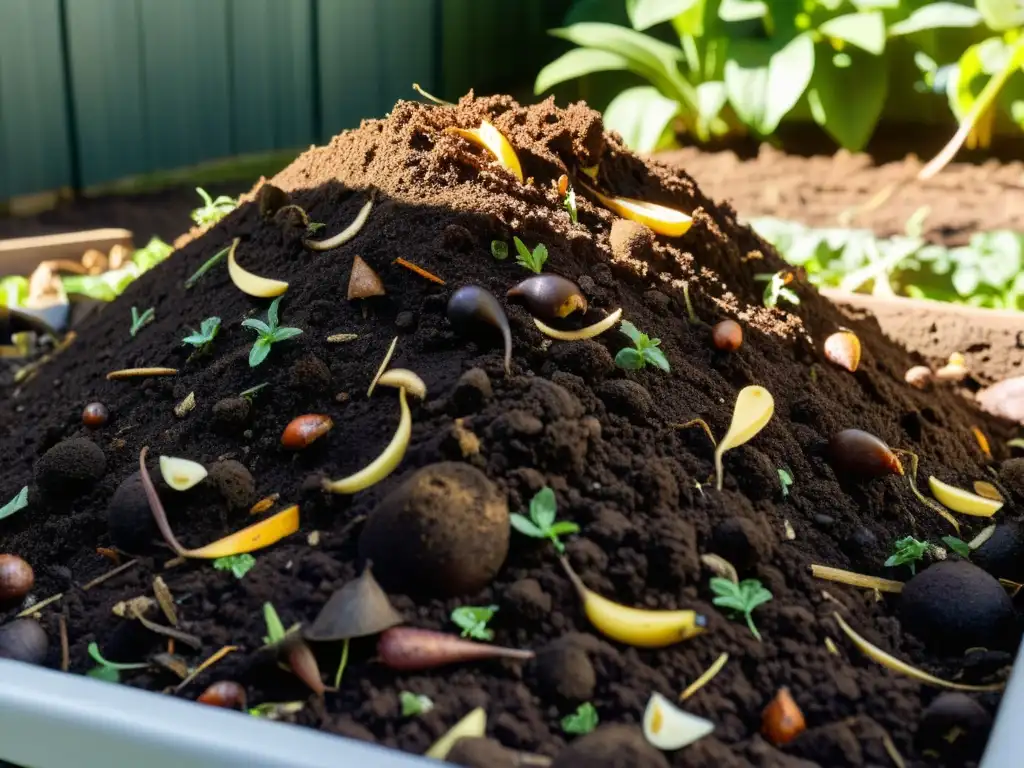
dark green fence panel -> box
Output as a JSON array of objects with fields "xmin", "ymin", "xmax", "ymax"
[{"xmin": 0, "ymin": 0, "xmax": 72, "ymax": 199}]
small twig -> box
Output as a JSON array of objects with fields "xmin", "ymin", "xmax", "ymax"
[
  {"xmin": 173, "ymin": 645, "xmax": 240, "ymax": 693},
  {"xmin": 106, "ymin": 367, "xmax": 178, "ymax": 380},
  {"xmin": 326, "ymin": 333, "xmax": 358, "ymax": 343},
  {"xmin": 682, "ymin": 282, "xmax": 703, "ymax": 325},
  {"xmin": 412, "ymin": 83, "xmax": 452, "ymax": 106},
  {"xmin": 82, "ymin": 559, "xmax": 139, "ymax": 591},
  {"xmin": 17, "ymin": 593, "xmax": 64, "ymax": 618},
  {"xmin": 394, "ymin": 257, "xmax": 445, "ymax": 285},
  {"xmin": 135, "ymin": 614, "xmax": 202, "ymax": 649},
  {"xmin": 58, "ymin": 613, "xmax": 70, "ymax": 672}
]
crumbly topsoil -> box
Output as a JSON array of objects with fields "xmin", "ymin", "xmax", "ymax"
[{"xmin": 0, "ymin": 94, "xmax": 1019, "ymax": 767}]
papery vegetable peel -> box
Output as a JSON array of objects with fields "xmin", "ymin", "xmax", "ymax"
[
  {"xmin": 579, "ymin": 181, "xmax": 692, "ymax": 237},
  {"xmin": 158, "ymin": 456, "xmax": 207, "ymax": 491},
  {"xmin": 304, "ymin": 195, "xmax": 374, "ymax": 251},
  {"xmin": 643, "ymin": 692, "xmax": 714, "ymax": 751},
  {"xmin": 425, "ymin": 707, "xmax": 487, "ymax": 760},
  {"xmin": 446, "ymin": 121, "xmax": 523, "ymax": 182}
]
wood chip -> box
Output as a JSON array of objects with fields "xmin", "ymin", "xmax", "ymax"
[
  {"xmin": 326, "ymin": 333, "xmax": 358, "ymax": 343},
  {"xmin": 153, "ymin": 576, "xmax": 178, "ymax": 626},
  {"xmin": 174, "ymin": 391, "xmax": 196, "ymax": 418},
  {"xmin": 106, "ymin": 367, "xmax": 178, "ymax": 380}
]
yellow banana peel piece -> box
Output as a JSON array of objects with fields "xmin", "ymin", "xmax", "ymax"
[
  {"xmin": 375, "ymin": 368, "xmax": 427, "ymax": 400},
  {"xmin": 928, "ymin": 476, "xmax": 1003, "ymax": 517},
  {"xmin": 184, "ymin": 505, "xmax": 300, "ymax": 559},
  {"xmin": 533, "ymin": 307, "xmax": 623, "ymax": 341},
  {"xmin": 227, "ymin": 238, "xmax": 288, "ymax": 297},
  {"xmin": 303, "ymin": 196, "xmax": 373, "ymax": 251},
  {"xmin": 425, "ymin": 707, "xmax": 487, "ymax": 760},
  {"xmin": 447, "ymin": 120, "xmax": 523, "ymax": 182},
  {"xmin": 560, "ymin": 558, "xmax": 706, "ymax": 648},
  {"xmin": 322, "ymin": 388, "xmax": 411, "ymax": 494},
  {"xmin": 714, "ymin": 386, "xmax": 774, "ymax": 490},
  {"xmin": 579, "ymin": 181, "xmax": 692, "ymax": 237}
]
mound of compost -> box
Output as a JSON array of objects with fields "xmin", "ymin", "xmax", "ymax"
[{"xmin": 0, "ymin": 93, "xmax": 1020, "ymax": 767}]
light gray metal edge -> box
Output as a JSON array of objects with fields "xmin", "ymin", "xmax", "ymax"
[
  {"xmin": 0, "ymin": 659, "xmax": 437, "ymax": 768},
  {"xmin": 979, "ymin": 638, "xmax": 1021, "ymax": 767}
]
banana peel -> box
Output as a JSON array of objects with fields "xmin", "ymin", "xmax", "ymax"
[
  {"xmin": 578, "ymin": 181, "xmax": 692, "ymax": 237},
  {"xmin": 227, "ymin": 238, "xmax": 288, "ymax": 298},
  {"xmin": 560, "ymin": 558, "xmax": 706, "ymax": 648},
  {"xmin": 928, "ymin": 476, "xmax": 1003, "ymax": 517},
  {"xmin": 446, "ymin": 120, "xmax": 523, "ymax": 182},
  {"xmin": 714, "ymin": 386, "xmax": 774, "ymax": 490}
]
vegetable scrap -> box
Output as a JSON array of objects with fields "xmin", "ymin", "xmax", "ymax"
[
  {"xmin": 303, "ymin": 194, "xmax": 374, "ymax": 251},
  {"xmin": 158, "ymin": 456, "xmax": 207, "ymax": 491},
  {"xmin": 761, "ymin": 688, "xmax": 805, "ymax": 746},
  {"xmin": 106, "ymin": 367, "xmax": 178, "ymax": 380},
  {"xmin": 425, "ymin": 707, "xmax": 487, "ymax": 761},
  {"xmin": 394, "ymin": 257, "xmax": 445, "ymax": 285},
  {"xmin": 928, "ymin": 476, "xmax": 1003, "ymax": 517},
  {"xmin": 445, "ymin": 120, "xmax": 523, "ymax": 182},
  {"xmin": 533, "ymin": 307, "xmax": 623, "ymax": 341},
  {"xmin": 823, "ymin": 330, "xmax": 861, "ymax": 372},
  {"xmin": 562, "ymin": 702, "xmax": 599, "ymax": 735},
  {"xmin": 679, "ymin": 652, "xmax": 729, "ymax": 701},
  {"xmin": 227, "ymin": 238, "xmax": 288, "ymax": 298},
  {"xmin": 643, "ymin": 692, "xmax": 714, "ymax": 751},
  {"xmin": 578, "ymin": 181, "xmax": 692, "ymax": 237}
]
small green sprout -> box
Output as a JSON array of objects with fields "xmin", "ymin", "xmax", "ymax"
[
  {"xmin": 248, "ymin": 701, "xmax": 306, "ymax": 720},
  {"xmin": 451, "ymin": 605, "xmax": 498, "ymax": 641},
  {"xmin": 563, "ymin": 186, "xmax": 578, "ymax": 224},
  {"xmin": 86, "ymin": 642, "xmax": 148, "ymax": 683},
  {"xmin": 513, "ymin": 236, "xmax": 548, "ymax": 274},
  {"xmin": 182, "ymin": 316, "xmax": 221, "ymax": 352},
  {"xmin": 242, "ymin": 297, "xmax": 303, "ymax": 368},
  {"xmin": 710, "ymin": 577, "xmax": 773, "ymax": 641},
  {"xmin": 0, "ymin": 486, "xmax": 29, "ymax": 521},
  {"xmin": 490, "ymin": 240, "xmax": 509, "ymax": 261},
  {"xmin": 191, "ymin": 187, "xmax": 238, "ymax": 228},
  {"xmin": 510, "ymin": 487, "xmax": 580, "ymax": 554},
  {"xmin": 262, "ymin": 602, "xmax": 287, "ymax": 646},
  {"xmin": 213, "ymin": 554, "xmax": 256, "ymax": 579},
  {"xmin": 239, "ymin": 383, "xmax": 269, "ymax": 401},
  {"xmin": 561, "ymin": 702, "xmax": 599, "ymax": 735},
  {"xmin": 400, "ymin": 691, "xmax": 435, "ymax": 716},
  {"xmin": 614, "ymin": 321, "xmax": 669, "ymax": 372},
  {"xmin": 756, "ymin": 271, "xmax": 801, "ymax": 309},
  {"xmin": 942, "ymin": 535, "xmax": 971, "ymax": 559},
  {"xmin": 885, "ymin": 536, "xmax": 929, "ymax": 574},
  {"xmin": 185, "ymin": 245, "xmax": 230, "ymax": 289},
  {"xmin": 777, "ymin": 468, "xmax": 794, "ymax": 499},
  {"xmin": 129, "ymin": 306, "xmax": 155, "ymax": 337}
]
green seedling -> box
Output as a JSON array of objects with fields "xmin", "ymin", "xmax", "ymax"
[
  {"xmin": 248, "ymin": 701, "xmax": 306, "ymax": 720},
  {"xmin": 262, "ymin": 602, "xmax": 287, "ymax": 646},
  {"xmin": 191, "ymin": 187, "xmax": 238, "ymax": 228},
  {"xmin": 242, "ymin": 297, "xmax": 303, "ymax": 368},
  {"xmin": 86, "ymin": 642, "xmax": 148, "ymax": 683},
  {"xmin": 561, "ymin": 702, "xmax": 599, "ymax": 735},
  {"xmin": 185, "ymin": 245, "xmax": 230, "ymax": 289},
  {"xmin": 510, "ymin": 487, "xmax": 580, "ymax": 554},
  {"xmin": 885, "ymin": 536, "xmax": 928, "ymax": 574},
  {"xmin": 942, "ymin": 536, "xmax": 971, "ymax": 559},
  {"xmin": 129, "ymin": 306, "xmax": 155, "ymax": 337},
  {"xmin": 239, "ymin": 383, "xmax": 269, "ymax": 401},
  {"xmin": 490, "ymin": 240, "xmax": 509, "ymax": 261},
  {"xmin": 756, "ymin": 271, "xmax": 801, "ymax": 309},
  {"xmin": 563, "ymin": 185, "xmax": 578, "ymax": 224},
  {"xmin": 778, "ymin": 468, "xmax": 794, "ymax": 499},
  {"xmin": 213, "ymin": 554, "xmax": 256, "ymax": 579},
  {"xmin": 614, "ymin": 321, "xmax": 670, "ymax": 372},
  {"xmin": 182, "ymin": 316, "xmax": 221, "ymax": 352},
  {"xmin": 400, "ymin": 691, "xmax": 435, "ymax": 717},
  {"xmin": 710, "ymin": 577, "xmax": 773, "ymax": 642},
  {"xmin": 513, "ymin": 236, "xmax": 548, "ymax": 274},
  {"xmin": 451, "ymin": 605, "xmax": 498, "ymax": 641},
  {"xmin": 0, "ymin": 486, "xmax": 28, "ymax": 521}
]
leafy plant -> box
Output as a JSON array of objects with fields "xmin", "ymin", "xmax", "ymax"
[
  {"xmin": 563, "ymin": 185, "xmax": 579, "ymax": 224},
  {"xmin": 0, "ymin": 487, "xmax": 28, "ymax": 521},
  {"xmin": 756, "ymin": 271, "xmax": 800, "ymax": 309},
  {"xmin": 451, "ymin": 605, "xmax": 499, "ymax": 641},
  {"xmin": 491, "ymin": 240, "xmax": 509, "ymax": 261},
  {"xmin": 213, "ymin": 554, "xmax": 256, "ymax": 579},
  {"xmin": 614, "ymin": 320, "xmax": 670, "ymax": 371},
  {"xmin": 129, "ymin": 306, "xmax": 155, "ymax": 337},
  {"xmin": 242, "ymin": 297, "xmax": 303, "ymax": 368},
  {"xmin": 86, "ymin": 642, "xmax": 148, "ymax": 683},
  {"xmin": 400, "ymin": 691, "xmax": 434, "ymax": 716},
  {"xmin": 885, "ymin": 535, "xmax": 929, "ymax": 574},
  {"xmin": 710, "ymin": 577, "xmax": 773, "ymax": 641},
  {"xmin": 182, "ymin": 316, "xmax": 221, "ymax": 351},
  {"xmin": 561, "ymin": 702, "xmax": 599, "ymax": 735},
  {"xmin": 942, "ymin": 535, "xmax": 971, "ymax": 558},
  {"xmin": 262, "ymin": 602, "xmax": 287, "ymax": 646},
  {"xmin": 510, "ymin": 487, "xmax": 580, "ymax": 554},
  {"xmin": 513, "ymin": 236, "xmax": 549, "ymax": 273},
  {"xmin": 191, "ymin": 187, "xmax": 238, "ymax": 228},
  {"xmin": 778, "ymin": 468, "xmax": 794, "ymax": 498}
]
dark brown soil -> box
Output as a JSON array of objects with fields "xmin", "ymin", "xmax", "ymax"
[{"xmin": 0, "ymin": 94, "xmax": 1020, "ymax": 767}]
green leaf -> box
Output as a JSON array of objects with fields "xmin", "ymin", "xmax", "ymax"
[
  {"xmin": 270, "ymin": 327, "xmax": 304, "ymax": 343},
  {"xmin": 725, "ymin": 34, "xmax": 815, "ymax": 135},
  {"xmin": 642, "ymin": 347, "xmax": 671, "ymax": 372},
  {"xmin": 562, "ymin": 702, "xmax": 599, "ymax": 735},
  {"xmin": 0, "ymin": 486, "xmax": 29, "ymax": 521},
  {"xmin": 510, "ymin": 513, "xmax": 545, "ymax": 538},
  {"xmin": 952, "ymin": 262, "xmax": 982, "ymax": 296},
  {"xmin": 400, "ymin": 692, "xmax": 434, "ymax": 716},
  {"xmin": 87, "ymin": 665, "xmax": 121, "ymax": 683},
  {"xmin": 535, "ymin": 48, "xmax": 632, "ymax": 94},
  {"xmin": 888, "ymin": 2, "xmax": 983, "ymax": 35},
  {"xmin": 548, "ymin": 521, "xmax": 582, "ymax": 536},
  {"xmin": 451, "ymin": 605, "xmax": 497, "ymax": 641},
  {"xmin": 267, "ymin": 296, "xmax": 282, "ymax": 328},
  {"xmin": 712, "ymin": 595, "xmax": 748, "ymax": 612},
  {"xmin": 532, "ymin": 244, "xmax": 549, "ymax": 272},
  {"xmin": 513, "ymin": 236, "xmax": 532, "ymax": 262},
  {"xmin": 718, "ymin": 0, "xmax": 768, "ymax": 21},
  {"xmin": 615, "ymin": 347, "xmax": 646, "ymax": 370},
  {"xmin": 249, "ymin": 340, "xmax": 272, "ymax": 368},
  {"xmin": 241, "ymin": 318, "xmax": 272, "ymax": 335},
  {"xmin": 213, "ymin": 554, "xmax": 256, "ymax": 579},
  {"xmin": 818, "ymin": 12, "xmax": 886, "ymax": 55},
  {"xmin": 709, "ymin": 577, "xmax": 738, "ymax": 597},
  {"xmin": 530, "ymin": 487, "xmax": 558, "ymax": 530},
  {"xmin": 491, "ymin": 240, "xmax": 509, "ymax": 260},
  {"xmin": 603, "ymin": 86, "xmax": 680, "ymax": 153},
  {"xmin": 942, "ymin": 535, "xmax": 971, "ymax": 558},
  {"xmin": 975, "ymin": 0, "xmax": 1024, "ymax": 30},
  {"xmin": 948, "ymin": 37, "xmax": 1009, "ymax": 121},
  {"xmin": 627, "ymin": 0, "xmax": 700, "ymax": 30},
  {"xmin": 618, "ymin": 320, "xmax": 644, "ymax": 344},
  {"xmin": 87, "ymin": 642, "xmax": 149, "ymax": 671},
  {"xmin": 777, "ymin": 468, "xmax": 794, "ymax": 497},
  {"xmin": 263, "ymin": 602, "xmax": 286, "ymax": 644},
  {"xmin": 807, "ymin": 44, "xmax": 887, "ymax": 150}
]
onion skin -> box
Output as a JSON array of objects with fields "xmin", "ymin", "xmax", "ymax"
[
  {"xmin": 506, "ymin": 275, "xmax": 587, "ymax": 321},
  {"xmin": 197, "ymin": 681, "xmax": 247, "ymax": 710},
  {"xmin": 828, "ymin": 429, "xmax": 903, "ymax": 478},
  {"xmin": 281, "ymin": 414, "xmax": 334, "ymax": 450},
  {"xmin": 0, "ymin": 555, "xmax": 34, "ymax": 603},
  {"xmin": 377, "ymin": 627, "xmax": 534, "ymax": 671},
  {"xmin": 447, "ymin": 286, "xmax": 512, "ymax": 374}
]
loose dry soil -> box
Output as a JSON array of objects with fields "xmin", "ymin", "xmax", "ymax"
[{"xmin": 1, "ymin": 94, "xmax": 1022, "ymax": 767}]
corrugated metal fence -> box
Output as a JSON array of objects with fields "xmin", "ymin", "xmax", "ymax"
[{"xmin": 0, "ymin": 0, "xmax": 569, "ymax": 200}]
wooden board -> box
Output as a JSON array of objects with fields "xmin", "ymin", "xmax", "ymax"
[{"xmin": 0, "ymin": 229, "xmax": 134, "ymax": 277}]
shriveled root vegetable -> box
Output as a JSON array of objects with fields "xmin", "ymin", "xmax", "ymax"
[
  {"xmin": 761, "ymin": 687, "xmax": 805, "ymax": 746},
  {"xmin": 377, "ymin": 626, "xmax": 533, "ymax": 671}
]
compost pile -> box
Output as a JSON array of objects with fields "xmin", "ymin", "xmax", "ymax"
[{"xmin": 1, "ymin": 93, "xmax": 1021, "ymax": 767}]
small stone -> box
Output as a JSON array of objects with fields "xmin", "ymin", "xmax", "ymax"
[
  {"xmin": 505, "ymin": 578, "xmax": 551, "ymax": 620},
  {"xmin": 850, "ymin": 526, "xmax": 877, "ymax": 555},
  {"xmin": 208, "ymin": 460, "xmax": 256, "ymax": 512},
  {"xmin": 813, "ymin": 513, "xmax": 835, "ymax": 529},
  {"xmin": 452, "ymin": 368, "xmax": 493, "ymax": 415},
  {"xmin": 596, "ymin": 379, "xmax": 653, "ymax": 418},
  {"xmin": 212, "ymin": 398, "xmax": 250, "ymax": 430},
  {"xmin": 532, "ymin": 638, "xmax": 596, "ymax": 703},
  {"xmin": 395, "ymin": 311, "xmax": 416, "ymax": 331},
  {"xmin": 549, "ymin": 340, "xmax": 615, "ymax": 378},
  {"xmin": 289, "ymin": 356, "xmax": 331, "ymax": 393},
  {"xmin": 438, "ymin": 223, "xmax": 475, "ymax": 252}
]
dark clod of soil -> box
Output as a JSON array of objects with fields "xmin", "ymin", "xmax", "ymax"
[
  {"xmin": 358, "ymin": 462, "xmax": 509, "ymax": 597},
  {"xmin": 915, "ymin": 692, "xmax": 993, "ymax": 763},
  {"xmin": 0, "ymin": 93, "xmax": 1018, "ymax": 765},
  {"xmin": 1000, "ymin": 457, "xmax": 1024, "ymax": 502},
  {"xmin": 0, "ymin": 618, "xmax": 48, "ymax": 665},
  {"xmin": 971, "ymin": 521, "xmax": 1024, "ymax": 582},
  {"xmin": 446, "ymin": 737, "xmax": 518, "ymax": 768},
  {"xmin": 900, "ymin": 560, "xmax": 1019, "ymax": 653},
  {"xmin": 33, "ymin": 438, "xmax": 106, "ymax": 501}
]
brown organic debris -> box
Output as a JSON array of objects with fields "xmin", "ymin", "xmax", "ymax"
[{"xmin": 347, "ymin": 256, "xmax": 385, "ymax": 300}]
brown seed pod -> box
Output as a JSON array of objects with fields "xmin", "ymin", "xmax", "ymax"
[
  {"xmin": 506, "ymin": 275, "xmax": 587, "ymax": 321},
  {"xmin": 557, "ymin": 174, "xmax": 569, "ymax": 197},
  {"xmin": 824, "ymin": 331, "xmax": 861, "ymax": 372},
  {"xmin": 281, "ymin": 414, "xmax": 334, "ymax": 450},
  {"xmin": 762, "ymin": 687, "xmax": 805, "ymax": 746},
  {"xmin": 711, "ymin": 320, "xmax": 743, "ymax": 351},
  {"xmin": 347, "ymin": 255, "xmax": 385, "ymax": 300},
  {"xmin": 82, "ymin": 402, "xmax": 109, "ymax": 428},
  {"xmin": 0, "ymin": 555, "xmax": 34, "ymax": 603},
  {"xmin": 197, "ymin": 680, "xmax": 247, "ymax": 710},
  {"xmin": 447, "ymin": 286, "xmax": 512, "ymax": 374},
  {"xmin": 828, "ymin": 429, "xmax": 903, "ymax": 478}
]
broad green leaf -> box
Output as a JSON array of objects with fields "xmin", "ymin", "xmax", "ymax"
[
  {"xmin": 694, "ymin": 81, "xmax": 729, "ymax": 139},
  {"xmin": 972, "ymin": 231, "xmax": 1023, "ymax": 287},
  {"xmin": 604, "ymin": 86, "xmax": 681, "ymax": 152},
  {"xmin": 818, "ymin": 12, "xmax": 886, "ymax": 55},
  {"xmin": 807, "ymin": 45, "xmax": 887, "ymax": 150},
  {"xmin": 626, "ymin": 0, "xmax": 699, "ymax": 30},
  {"xmin": 548, "ymin": 521, "xmax": 582, "ymax": 536},
  {"xmin": 619, "ymin": 320, "xmax": 644, "ymax": 343},
  {"xmin": 249, "ymin": 340, "xmax": 272, "ymax": 367},
  {"xmin": 888, "ymin": 2, "xmax": 983, "ymax": 35},
  {"xmin": 718, "ymin": 0, "xmax": 767, "ymax": 21},
  {"xmin": 534, "ymin": 48, "xmax": 632, "ymax": 94},
  {"xmin": 725, "ymin": 34, "xmax": 815, "ymax": 135},
  {"xmin": 530, "ymin": 487, "xmax": 558, "ymax": 530},
  {"xmin": 998, "ymin": 68, "xmax": 1024, "ymax": 129},
  {"xmin": 241, "ymin": 319, "xmax": 271, "ymax": 334},
  {"xmin": 270, "ymin": 327, "xmax": 303, "ymax": 343},
  {"xmin": 510, "ymin": 513, "xmax": 545, "ymax": 538},
  {"xmin": 712, "ymin": 595, "xmax": 748, "ymax": 612},
  {"xmin": 0, "ymin": 487, "xmax": 29, "ymax": 521},
  {"xmin": 976, "ymin": 0, "xmax": 1024, "ymax": 30},
  {"xmin": 948, "ymin": 37, "xmax": 1008, "ymax": 120},
  {"xmin": 615, "ymin": 347, "xmax": 646, "ymax": 369},
  {"xmin": 852, "ymin": 0, "xmax": 899, "ymax": 8},
  {"xmin": 952, "ymin": 262, "xmax": 982, "ymax": 296},
  {"xmin": 642, "ymin": 347, "xmax": 671, "ymax": 371}
]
